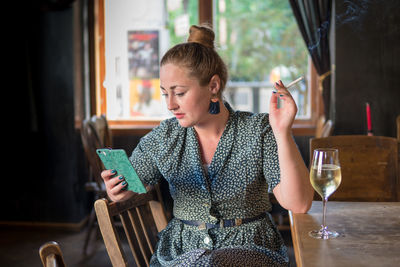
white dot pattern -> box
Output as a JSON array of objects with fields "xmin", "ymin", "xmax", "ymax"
[{"xmin": 130, "ymin": 103, "xmax": 288, "ymax": 266}]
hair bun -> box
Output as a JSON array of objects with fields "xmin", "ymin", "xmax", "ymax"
[{"xmin": 187, "ymin": 24, "xmax": 215, "ymax": 49}]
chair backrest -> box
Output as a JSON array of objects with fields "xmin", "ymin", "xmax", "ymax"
[
  {"xmin": 39, "ymin": 241, "xmax": 66, "ymax": 267},
  {"xmin": 95, "ymin": 185, "xmax": 168, "ymax": 267},
  {"xmin": 81, "ymin": 115, "xmax": 111, "ymax": 190},
  {"xmin": 91, "ymin": 114, "xmax": 112, "ymax": 148},
  {"xmin": 310, "ymin": 135, "xmax": 399, "ymax": 201}
]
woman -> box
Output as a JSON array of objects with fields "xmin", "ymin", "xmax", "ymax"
[{"xmin": 101, "ymin": 25, "xmax": 314, "ymax": 266}]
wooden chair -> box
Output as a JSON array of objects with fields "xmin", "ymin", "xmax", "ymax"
[
  {"xmin": 80, "ymin": 115, "xmax": 111, "ymax": 254},
  {"xmin": 91, "ymin": 114, "xmax": 112, "ymax": 148},
  {"xmin": 95, "ymin": 184, "xmax": 168, "ymax": 267},
  {"xmin": 310, "ymin": 135, "xmax": 399, "ymax": 201},
  {"xmin": 81, "ymin": 115, "xmax": 112, "ymax": 192},
  {"xmin": 39, "ymin": 241, "xmax": 66, "ymax": 267}
]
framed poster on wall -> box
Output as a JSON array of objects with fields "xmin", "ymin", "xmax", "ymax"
[{"xmin": 127, "ymin": 30, "xmax": 167, "ymax": 118}]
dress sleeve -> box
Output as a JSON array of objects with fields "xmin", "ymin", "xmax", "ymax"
[
  {"xmin": 262, "ymin": 115, "xmax": 281, "ymax": 193},
  {"xmin": 129, "ymin": 131, "xmax": 162, "ymax": 185}
]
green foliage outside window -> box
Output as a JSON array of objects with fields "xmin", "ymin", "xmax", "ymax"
[
  {"xmin": 166, "ymin": 0, "xmax": 310, "ymax": 117},
  {"xmin": 215, "ymin": 0, "xmax": 308, "ymax": 82},
  {"xmin": 166, "ymin": 0, "xmax": 199, "ymax": 46},
  {"xmin": 167, "ymin": 0, "xmax": 307, "ymax": 83}
]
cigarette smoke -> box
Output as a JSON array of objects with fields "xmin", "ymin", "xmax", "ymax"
[{"xmin": 308, "ymin": 0, "xmax": 397, "ymax": 50}]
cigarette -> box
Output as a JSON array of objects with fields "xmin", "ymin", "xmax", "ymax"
[{"xmin": 286, "ymin": 76, "xmax": 304, "ymax": 88}]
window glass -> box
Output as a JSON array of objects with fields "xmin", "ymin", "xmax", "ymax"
[
  {"xmin": 166, "ymin": 0, "xmax": 199, "ymax": 46},
  {"xmin": 215, "ymin": 0, "xmax": 310, "ymax": 119},
  {"xmin": 102, "ymin": 0, "xmax": 310, "ymax": 122},
  {"xmin": 103, "ymin": 0, "xmax": 198, "ymax": 121}
]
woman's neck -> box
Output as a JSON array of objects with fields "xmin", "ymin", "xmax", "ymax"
[
  {"xmin": 194, "ymin": 104, "xmax": 229, "ymax": 165},
  {"xmin": 194, "ymin": 104, "xmax": 229, "ymax": 140}
]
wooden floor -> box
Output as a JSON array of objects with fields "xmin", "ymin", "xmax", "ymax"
[
  {"xmin": 0, "ymin": 223, "xmax": 295, "ymax": 267},
  {"xmin": 0, "ymin": 225, "xmax": 114, "ymax": 267}
]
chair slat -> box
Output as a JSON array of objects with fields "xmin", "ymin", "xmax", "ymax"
[
  {"xmin": 95, "ymin": 185, "xmax": 168, "ymax": 267},
  {"xmin": 95, "ymin": 199, "xmax": 128, "ymax": 267},
  {"xmin": 125, "ymin": 209, "xmax": 152, "ymax": 266},
  {"xmin": 138, "ymin": 204, "xmax": 159, "ymax": 250},
  {"xmin": 148, "ymin": 200, "xmax": 168, "ymax": 232},
  {"xmin": 120, "ymin": 211, "xmax": 147, "ymax": 267},
  {"xmin": 136, "ymin": 206, "xmax": 154, "ymax": 255}
]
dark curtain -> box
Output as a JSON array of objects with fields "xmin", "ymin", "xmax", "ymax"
[{"xmin": 289, "ymin": 0, "xmax": 333, "ymax": 120}]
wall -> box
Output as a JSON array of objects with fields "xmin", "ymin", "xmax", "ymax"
[
  {"xmin": 333, "ymin": 0, "xmax": 400, "ymax": 137},
  {"xmin": 2, "ymin": 2, "xmax": 90, "ymax": 224}
]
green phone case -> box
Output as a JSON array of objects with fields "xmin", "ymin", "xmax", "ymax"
[{"xmin": 96, "ymin": 148, "xmax": 146, "ymax": 194}]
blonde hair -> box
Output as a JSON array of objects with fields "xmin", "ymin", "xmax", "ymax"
[{"xmin": 160, "ymin": 24, "xmax": 228, "ymax": 94}]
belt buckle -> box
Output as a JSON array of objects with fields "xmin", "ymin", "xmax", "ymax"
[
  {"xmin": 198, "ymin": 223, "xmax": 206, "ymax": 230},
  {"xmin": 235, "ymin": 218, "xmax": 242, "ymax": 226}
]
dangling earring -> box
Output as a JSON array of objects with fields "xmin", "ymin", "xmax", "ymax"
[{"xmin": 208, "ymin": 98, "xmax": 220, "ymax": 114}]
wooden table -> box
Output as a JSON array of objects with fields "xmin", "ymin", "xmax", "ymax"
[{"xmin": 289, "ymin": 201, "xmax": 400, "ymax": 267}]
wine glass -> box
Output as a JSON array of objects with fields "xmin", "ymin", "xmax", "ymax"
[{"xmin": 309, "ymin": 148, "xmax": 342, "ymax": 239}]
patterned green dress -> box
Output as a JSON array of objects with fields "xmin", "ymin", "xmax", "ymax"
[{"xmin": 130, "ymin": 103, "xmax": 288, "ymax": 266}]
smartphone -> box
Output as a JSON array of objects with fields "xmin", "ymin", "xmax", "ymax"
[{"xmin": 97, "ymin": 148, "xmax": 147, "ymax": 194}]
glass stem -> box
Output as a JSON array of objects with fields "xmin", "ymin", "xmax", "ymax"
[{"xmin": 322, "ymin": 197, "xmax": 328, "ymax": 231}]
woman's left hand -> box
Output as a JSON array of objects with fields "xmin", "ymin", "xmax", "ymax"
[{"xmin": 269, "ymin": 80, "xmax": 298, "ymax": 135}]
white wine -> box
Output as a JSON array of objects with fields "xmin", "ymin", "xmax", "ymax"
[{"xmin": 310, "ymin": 164, "xmax": 342, "ymax": 199}]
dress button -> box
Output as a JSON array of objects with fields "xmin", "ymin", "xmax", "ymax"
[
  {"xmin": 204, "ymin": 236, "xmax": 211, "ymax": 244},
  {"xmin": 208, "ymin": 215, "xmax": 217, "ymax": 221}
]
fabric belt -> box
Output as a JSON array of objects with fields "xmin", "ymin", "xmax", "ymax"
[{"xmin": 180, "ymin": 213, "xmax": 267, "ymax": 230}]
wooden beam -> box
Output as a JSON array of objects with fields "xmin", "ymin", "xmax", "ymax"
[
  {"xmin": 94, "ymin": 0, "xmax": 106, "ymax": 116},
  {"xmin": 198, "ymin": 0, "xmax": 213, "ymax": 26}
]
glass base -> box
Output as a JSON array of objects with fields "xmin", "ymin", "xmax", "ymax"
[{"xmin": 309, "ymin": 228, "xmax": 339, "ymax": 239}]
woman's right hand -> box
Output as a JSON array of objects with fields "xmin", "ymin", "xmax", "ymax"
[{"xmin": 101, "ymin": 169, "xmax": 134, "ymax": 202}]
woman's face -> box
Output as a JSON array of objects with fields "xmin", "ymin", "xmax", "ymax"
[{"xmin": 160, "ymin": 63, "xmax": 212, "ymax": 128}]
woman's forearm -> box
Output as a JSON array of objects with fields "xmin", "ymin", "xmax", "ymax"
[{"xmin": 273, "ymin": 132, "xmax": 314, "ymax": 213}]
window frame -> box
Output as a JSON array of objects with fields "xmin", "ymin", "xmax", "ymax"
[{"xmin": 91, "ymin": 0, "xmax": 321, "ymax": 136}]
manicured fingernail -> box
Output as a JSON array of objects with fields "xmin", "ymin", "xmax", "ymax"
[
  {"xmin": 111, "ymin": 169, "xmax": 117, "ymax": 174},
  {"xmin": 273, "ymin": 91, "xmax": 277, "ymax": 94},
  {"xmin": 122, "ymin": 181, "xmax": 127, "ymax": 186},
  {"xmin": 118, "ymin": 175, "xmax": 124, "ymax": 180},
  {"xmin": 280, "ymin": 94, "xmax": 284, "ymax": 97}
]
